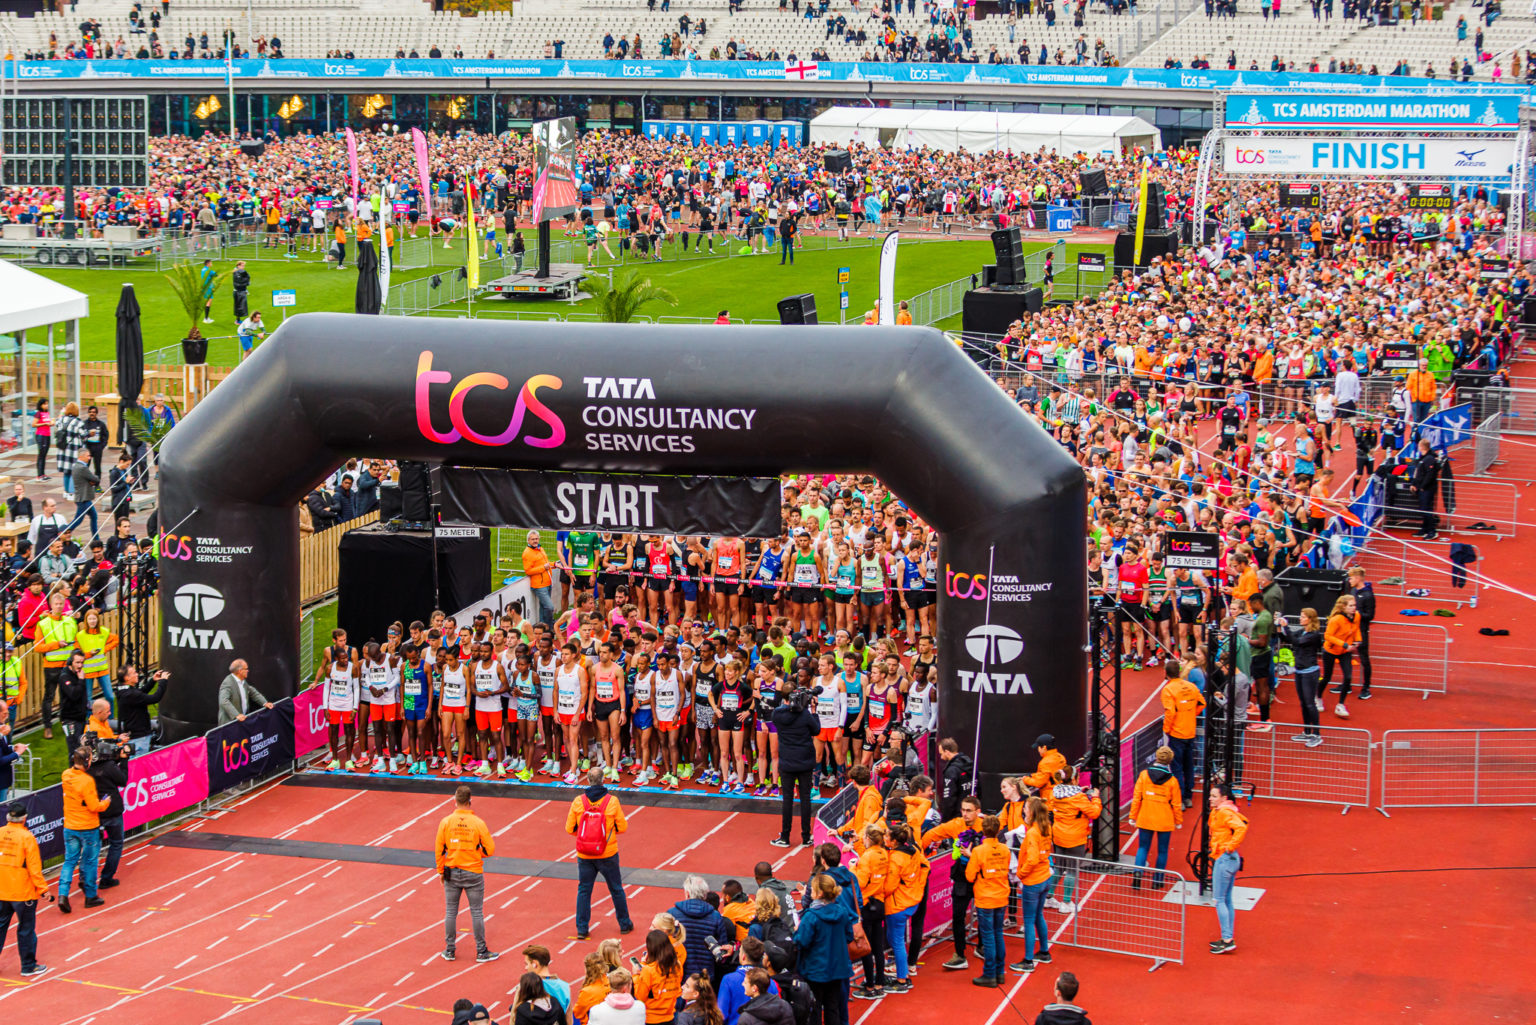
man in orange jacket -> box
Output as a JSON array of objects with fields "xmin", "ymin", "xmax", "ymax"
[
  {"xmin": 1023, "ymin": 735, "xmax": 1066, "ymax": 793},
  {"xmin": 59, "ymin": 747, "xmax": 109, "ymax": 913},
  {"xmin": 435, "ymin": 784, "xmax": 499, "ymax": 963},
  {"xmin": 523, "ymin": 530, "xmax": 556, "ymax": 626},
  {"xmin": 0, "ymin": 800, "xmax": 54, "ymax": 977},
  {"xmin": 566, "ymin": 767, "xmax": 635, "ymax": 941},
  {"xmin": 964, "ymin": 815, "xmax": 1011, "ymax": 988},
  {"xmin": 1405, "ymin": 358, "xmax": 1437, "ymax": 427},
  {"xmin": 1160, "ymin": 662, "xmax": 1206, "ymax": 809}
]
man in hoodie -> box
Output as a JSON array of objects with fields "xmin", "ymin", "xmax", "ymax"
[
  {"xmin": 720, "ymin": 936, "xmax": 780, "ymax": 1025},
  {"xmin": 1035, "ymin": 971, "xmax": 1092, "ymax": 1025},
  {"xmin": 738, "ymin": 968, "xmax": 796, "ymax": 1025},
  {"xmin": 935, "ymin": 737, "xmax": 972, "ymax": 820},
  {"xmin": 669, "ymin": 874, "xmax": 735, "ymax": 983},
  {"xmin": 566, "ymin": 767, "xmax": 635, "ymax": 941},
  {"xmin": 589, "ymin": 968, "xmax": 647, "ymax": 1025},
  {"xmin": 752, "ymin": 861, "xmax": 795, "ymax": 923}
]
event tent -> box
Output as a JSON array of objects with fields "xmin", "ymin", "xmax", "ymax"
[
  {"xmin": 0, "ymin": 260, "xmax": 88, "ymax": 421},
  {"xmin": 808, "ymin": 108, "xmax": 1161, "ymax": 156}
]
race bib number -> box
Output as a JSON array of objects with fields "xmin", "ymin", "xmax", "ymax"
[
  {"xmin": 720, "ymin": 554, "xmax": 735, "ymax": 571},
  {"xmin": 722, "ymin": 691, "xmax": 740, "ymax": 711},
  {"xmin": 795, "ymin": 563, "xmax": 819, "ymax": 584},
  {"xmin": 557, "ymin": 688, "xmax": 580, "ymax": 715},
  {"xmin": 573, "ymin": 551, "xmax": 592, "ymax": 569},
  {"xmin": 869, "ymin": 698, "xmax": 886, "ymax": 720}
]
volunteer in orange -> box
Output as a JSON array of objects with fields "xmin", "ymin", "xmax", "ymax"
[
  {"xmin": 839, "ymin": 764, "xmax": 885, "ymax": 853},
  {"xmin": 1044, "ymin": 767, "xmax": 1101, "ymax": 915},
  {"xmin": 1007, "ymin": 797, "xmax": 1055, "ymax": 974},
  {"xmin": 964, "ymin": 814, "xmax": 1012, "ymax": 987},
  {"xmin": 435, "ymin": 784, "xmax": 499, "ymax": 963},
  {"xmin": 883, "ymin": 823, "xmax": 929, "ymax": 992},
  {"xmin": 523, "ymin": 530, "xmax": 557, "ymax": 626},
  {"xmin": 1160, "ymin": 661, "xmax": 1206, "ymax": 808},
  {"xmin": 0, "ymin": 800, "xmax": 54, "ymax": 977},
  {"xmin": 632, "ymin": 928, "xmax": 684, "ymax": 1023},
  {"xmin": 1208, "ymin": 782, "xmax": 1249, "ymax": 955},
  {"xmin": 921, "ymin": 794, "xmax": 983, "ymax": 971},
  {"xmin": 59, "ymin": 747, "xmax": 109, "ymax": 914},
  {"xmin": 1322, "ymin": 594, "xmax": 1363, "ymax": 720},
  {"xmin": 566, "ymin": 766, "xmax": 636, "ymax": 940},
  {"xmin": 1129, "ymin": 746, "xmax": 1182, "ymax": 890},
  {"xmin": 1023, "ymin": 734, "xmax": 1066, "ymax": 793},
  {"xmin": 851, "ymin": 823, "xmax": 892, "ymax": 998},
  {"xmin": 1405, "ymin": 357, "xmax": 1438, "ymax": 426}
]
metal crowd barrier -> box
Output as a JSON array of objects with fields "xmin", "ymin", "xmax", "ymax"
[
  {"xmin": 1364, "ymin": 620, "xmax": 1451, "ymax": 698},
  {"xmin": 1472, "ymin": 411, "xmax": 1503, "ymax": 475},
  {"xmin": 1380, "ymin": 729, "xmax": 1536, "ymax": 811},
  {"xmin": 1353, "ymin": 536, "xmax": 1482, "ymax": 608},
  {"xmin": 1380, "ymin": 477, "xmax": 1518, "ymax": 539},
  {"xmin": 1047, "ymin": 853, "xmax": 1186, "ymax": 968},
  {"xmin": 1206, "ymin": 721, "xmax": 1373, "ymax": 813}
]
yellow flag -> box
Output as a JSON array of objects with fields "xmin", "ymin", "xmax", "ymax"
[
  {"xmin": 1132, "ymin": 162, "xmax": 1150, "ymax": 269},
  {"xmin": 466, "ymin": 177, "xmax": 480, "ymax": 290}
]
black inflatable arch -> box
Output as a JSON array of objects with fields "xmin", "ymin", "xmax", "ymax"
[{"xmin": 158, "ymin": 314, "xmax": 1086, "ymax": 794}]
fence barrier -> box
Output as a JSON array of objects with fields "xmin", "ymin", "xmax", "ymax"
[
  {"xmin": 1207, "ymin": 722, "xmax": 1373, "ymax": 813},
  {"xmin": 1380, "ymin": 476, "xmax": 1518, "ymax": 539},
  {"xmin": 1364, "ymin": 620, "xmax": 1451, "ymax": 697},
  {"xmin": 1457, "ymin": 385, "xmax": 1536, "ymax": 436},
  {"xmin": 299, "ymin": 510, "xmax": 379, "ymax": 604},
  {"xmin": 1472, "ymin": 412, "xmax": 1503, "ymax": 475},
  {"xmin": 1380, "ymin": 729, "xmax": 1536, "ymax": 811},
  {"xmin": 1352, "ymin": 535, "xmax": 1481, "ymax": 608},
  {"xmin": 1046, "ymin": 854, "xmax": 1186, "ymax": 967}
]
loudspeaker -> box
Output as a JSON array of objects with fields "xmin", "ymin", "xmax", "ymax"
[
  {"xmin": 1079, "ymin": 166, "xmax": 1109, "ymax": 196},
  {"xmin": 823, "ymin": 149, "xmax": 851, "ymax": 173},
  {"xmin": 239, "ymin": 140, "xmax": 266, "ymax": 159},
  {"xmin": 777, "ymin": 293, "xmax": 818, "ymax": 325},
  {"xmin": 397, "ymin": 460, "xmax": 432, "ymax": 522},
  {"xmin": 1022, "ymin": 287, "xmax": 1044, "ymax": 314},
  {"xmin": 990, "ymin": 227, "xmax": 1026, "ymax": 288},
  {"xmin": 981, "ymin": 264, "xmax": 998, "ymax": 288},
  {"xmin": 1113, "ymin": 228, "xmax": 1179, "ymax": 269},
  {"xmin": 379, "ymin": 483, "xmax": 402, "ymax": 521},
  {"xmin": 962, "ymin": 288, "xmax": 1027, "ymax": 337},
  {"xmin": 1144, "ymin": 183, "xmax": 1166, "ymax": 230}
]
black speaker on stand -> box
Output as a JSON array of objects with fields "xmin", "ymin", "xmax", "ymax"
[
  {"xmin": 396, "ymin": 460, "xmax": 433, "ymax": 524},
  {"xmin": 990, "ymin": 227, "xmax": 1026, "ymax": 288},
  {"xmin": 777, "ymin": 293, "xmax": 818, "ymax": 325},
  {"xmin": 1079, "ymin": 167, "xmax": 1109, "ymax": 197},
  {"xmin": 823, "ymin": 149, "xmax": 851, "ymax": 172},
  {"xmin": 1144, "ymin": 183, "xmax": 1166, "ymax": 230}
]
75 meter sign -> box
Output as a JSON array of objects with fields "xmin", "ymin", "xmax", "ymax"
[{"xmin": 1163, "ymin": 531, "xmax": 1220, "ymax": 571}]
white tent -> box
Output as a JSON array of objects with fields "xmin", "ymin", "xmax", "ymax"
[
  {"xmin": 809, "ymin": 107, "xmax": 1160, "ymax": 156},
  {"xmin": 0, "ymin": 261, "xmax": 89, "ymax": 429}
]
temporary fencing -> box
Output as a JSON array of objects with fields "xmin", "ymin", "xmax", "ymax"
[
  {"xmin": 1380, "ymin": 476, "xmax": 1518, "ymax": 539},
  {"xmin": 1380, "ymin": 729, "xmax": 1536, "ymax": 810},
  {"xmin": 1472, "ymin": 411, "xmax": 1503, "ymax": 475},
  {"xmin": 1207, "ymin": 721, "xmax": 1373, "ymax": 813},
  {"xmin": 1047, "ymin": 854, "xmax": 1186, "ymax": 967},
  {"xmin": 1352, "ymin": 535, "xmax": 1482, "ymax": 608},
  {"xmin": 1364, "ymin": 620, "xmax": 1451, "ymax": 697}
]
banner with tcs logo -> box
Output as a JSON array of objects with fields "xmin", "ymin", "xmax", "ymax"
[
  {"xmin": 206, "ymin": 701, "xmax": 297, "ymax": 793},
  {"xmin": 123, "ymin": 738, "xmax": 210, "ymax": 830}
]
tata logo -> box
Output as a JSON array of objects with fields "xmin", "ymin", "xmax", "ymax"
[
  {"xmin": 173, "ymin": 583, "xmax": 225, "ymax": 621},
  {"xmin": 958, "ymin": 624, "xmax": 1031, "ymax": 694},
  {"xmin": 415, "ymin": 350, "xmax": 565, "ymax": 448},
  {"xmin": 945, "ymin": 564, "xmax": 987, "ymax": 600},
  {"xmin": 123, "ymin": 778, "xmax": 151, "ymax": 812},
  {"xmin": 1232, "ymin": 148, "xmax": 1266, "ymax": 165},
  {"xmin": 221, "ymin": 738, "xmax": 251, "ymax": 773}
]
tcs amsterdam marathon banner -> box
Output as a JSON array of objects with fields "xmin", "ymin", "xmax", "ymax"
[
  {"xmin": 293, "ymin": 686, "xmax": 328, "ymax": 757},
  {"xmin": 438, "ymin": 467, "xmax": 783, "ymax": 537},
  {"xmin": 123, "ymin": 738, "xmax": 210, "ymax": 830},
  {"xmin": 205, "ymin": 702, "xmax": 296, "ymax": 792}
]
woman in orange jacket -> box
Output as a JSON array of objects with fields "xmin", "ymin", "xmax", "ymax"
[
  {"xmin": 996, "ymin": 777, "xmax": 1027, "ymax": 928},
  {"xmin": 1045, "ymin": 767, "xmax": 1102, "ymax": 914},
  {"xmin": 851, "ymin": 824, "xmax": 892, "ymax": 997},
  {"xmin": 1008, "ymin": 797, "xmax": 1054, "ymax": 973},
  {"xmin": 1208, "ymin": 781, "xmax": 1249, "ymax": 955},
  {"xmin": 1322, "ymin": 594, "xmax": 1363, "ymax": 719},
  {"xmin": 1129, "ymin": 746, "xmax": 1182, "ymax": 890},
  {"xmin": 964, "ymin": 814, "xmax": 1013, "ymax": 987},
  {"xmin": 883, "ymin": 824, "xmax": 929, "ymax": 991},
  {"xmin": 632, "ymin": 929, "xmax": 684, "ymax": 1024}
]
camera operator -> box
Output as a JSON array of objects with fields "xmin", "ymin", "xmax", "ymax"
[
  {"xmin": 771, "ymin": 668, "xmax": 820, "ymax": 849},
  {"xmin": 115, "ymin": 665, "xmax": 169, "ymax": 756},
  {"xmin": 87, "ymin": 734, "xmax": 130, "ymax": 890}
]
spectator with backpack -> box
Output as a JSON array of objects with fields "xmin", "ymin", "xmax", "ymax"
[
  {"xmin": 764, "ymin": 944, "xmax": 817, "ymax": 1025},
  {"xmin": 748, "ymin": 890, "xmax": 797, "ymax": 962},
  {"xmin": 565, "ymin": 767, "xmax": 636, "ymax": 941}
]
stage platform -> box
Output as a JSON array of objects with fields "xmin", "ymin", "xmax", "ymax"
[{"xmin": 481, "ymin": 262, "xmax": 586, "ymax": 299}]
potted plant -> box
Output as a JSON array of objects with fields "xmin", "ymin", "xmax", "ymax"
[
  {"xmin": 163, "ymin": 261, "xmax": 226, "ymax": 364},
  {"xmin": 595, "ymin": 271, "xmax": 678, "ymax": 323}
]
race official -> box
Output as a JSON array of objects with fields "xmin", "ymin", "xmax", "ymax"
[
  {"xmin": 435, "ymin": 784, "xmax": 499, "ymax": 963},
  {"xmin": 0, "ymin": 801, "xmax": 53, "ymax": 978},
  {"xmin": 566, "ymin": 767, "xmax": 634, "ymax": 941}
]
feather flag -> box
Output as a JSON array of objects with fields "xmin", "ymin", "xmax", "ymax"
[
  {"xmin": 1132, "ymin": 162, "xmax": 1150, "ymax": 269},
  {"xmin": 465, "ymin": 176, "xmax": 480, "ymax": 291}
]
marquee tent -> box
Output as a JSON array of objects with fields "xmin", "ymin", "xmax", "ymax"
[{"xmin": 808, "ymin": 108, "xmax": 1161, "ymax": 155}]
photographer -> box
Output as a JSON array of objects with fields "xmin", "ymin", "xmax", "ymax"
[
  {"xmin": 771, "ymin": 677, "xmax": 820, "ymax": 849},
  {"xmin": 115, "ymin": 665, "xmax": 169, "ymax": 756},
  {"xmin": 87, "ymin": 733, "xmax": 130, "ymax": 890}
]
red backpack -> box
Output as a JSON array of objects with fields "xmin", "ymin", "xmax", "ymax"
[{"xmin": 575, "ymin": 796, "xmax": 611, "ymax": 857}]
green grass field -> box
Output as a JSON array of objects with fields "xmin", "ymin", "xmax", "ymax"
[{"xmin": 28, "ymin": 233, "xmax": 1108, "ymax": 364}]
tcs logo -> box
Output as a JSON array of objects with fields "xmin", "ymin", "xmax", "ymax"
[
  {"xmin": 414, "ymin": 350, "xmax": 565, "ymax": 448},
  {"xmin": 944, "ymin": 564, "xmax": 988, "ymax": 601},
  {"xmin": 221, "ymin": 738, "xmax": 251, "ymax": 773},
  {"xmin": 1231, "ymin": 147, "xmax": 1266, "ymax": 165},
  {"xmin": 159, "ymin": 534, "xmax": 194, "ymax": 560},
  {"xmin": 122, "ymin": 778, "xmax": 151, "ymax": 813}
]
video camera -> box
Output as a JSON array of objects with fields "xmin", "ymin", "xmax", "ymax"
[
  {"xmin": 94, "ymin": 736, "xmax": 131, "ymax": 762},
  {"xmin": 785, "ymin": 685, "xmax": 822, "ymax": 714}
]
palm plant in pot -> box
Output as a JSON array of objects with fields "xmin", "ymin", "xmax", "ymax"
[
  {"xmin": 594, "ymin": 271, "xmax": 678, "ymax": 323},
  {"xmin": 164, "ymin": 261, "xmax": 225, "ymax": 364}
]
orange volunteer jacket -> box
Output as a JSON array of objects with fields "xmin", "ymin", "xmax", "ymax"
[
  {"xmin": 1024, "ymin": 748, "xmax": 1067, "ymax": 791},
  {"xmin": 0, "ymin": 821, "xmax": 47, "ymax": 902},
  {"xmin": 854, "ymin": 844, "xmax": 893, "ymax": 906},
  {"xmin": 841, "ymin": 784, "xmax": 886, "ymax": 851},
  {"xmin": 435, "ymin": 807, "xmax": 496, "ymax": 874},
  {"xmin": 634, "ymin": 959, "xmax": 684, "ymax": 1024},
  {"xmin": 566, "ymin": 791, "xmax": 628, "ymax": 859},
  {"xmin": 964, "ymin": 836, "xmax": 1012, "ymax": 909},
  {"xmin": 1324, "ymin": 613, "xmax": 1362, "ymax": 656},
  {"xmin": 720, "ymin": 893, "xmax": 756, "ymax": 940},
  {"xmin": 887, "ymin": 844, "xmax": 930, "ymax": 913},
  {"xmin": 61, "ymin": 766, "xmax": 110, "ymax": 831},
  {"xmin": 1161, "ymin": 678, "xmax": 1207, "ymax": 740},
  {"xmin": 1047, "ymin": 786, "xmax": 1103, "ymax": 850},
  {"xmin": 1405, "ymin": 369, "xmax": 1437, "ymax": 403},
  {"xmin": 1018, "ymin": 828, "xmax": 1054, "ymax": 887},
  {"xmin": 1129, "ymin": 767, "xmax": 1183, "ymax": 833},
  {"xmin": 1210, "ymin": 805, "xmax": 1250, "ymax": 856},
  {"xmin": 998, "ymin": 799, "xmax": 1026, "ymax": 835}
]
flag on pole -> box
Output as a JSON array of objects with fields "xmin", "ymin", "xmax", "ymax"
[
  {"xmin": 1132, "ymin": 162, "xmax": 1150, "ymax": 269},
  {"xmin": 378, "ymin": 185, "xmax": 392, "ymax": 307},
  {"xmin": 411, "ymin": 127, "xmax": 433, "ymax": 223},
  {"xmin": 465, "ymin": 176, "xmax": 480, "ymax": 290},
  {"xmin": 345, "ymin": 127, "xmax": 360, "ymax": 215},
  {"xmin": 877, "ymin": 231, "xmax": 899, "ymax": 326}
]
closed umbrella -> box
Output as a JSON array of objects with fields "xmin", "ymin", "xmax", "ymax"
[
  {"xmin": 355, "ymin": 238, "xmax": 381, "ymax": 315},
  {"xmin": 115, "ymin": 282, "xmax": 145, "ymax": 449}
]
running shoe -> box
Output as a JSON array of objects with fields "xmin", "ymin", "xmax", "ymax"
[
  {"xmin": 344, "ymin": 759, "xmax": 356, "ymax": 771},
  {"xmin": 769, "ymin": 785, "xmax": 781, "ymax": 798},
  {"xmin": 563, "ymin": 771, "xmax": 579, "ymax": 785},
  {"xmin": 327, "ymin": 759, "xmax": 341, "ymax": 770},
  {"xmin": 769, "ymin": 836, "xmax": 792, "ymax": 848},
  {"xmin": 516, "ymin": 768, "xmax": 534, "ymax": 782},
  {"xmin": 665, "ymin": 774, "xmax": 679, "ymax": 789},
  {"xmin": 580, "ymin": 758, "xmax": 591, "ymax": 771},
  {"xmin": 495, "ymin": 764, "xmax": 507, "ymax": 778},
  {"xmin": 606, "ymin": 767, "xmax": 621, "ymax": 783},
  {"xmin": 389, "ymin": 756, "xmax": 401, "ymax": 773},
  {"xmin": 678, "ymin": 763, "xmax": 694, "ymax": 780},
  {"xmin": 475, "ymin": 764, "xmax": 492, "ymax": 777},
  {"xmin": 753, "ymin": 785, "xmax": 768, "ymax": 798},
  {"xmin": 374, "ymin": 760, "xmax": 389, "ymax": 774}
]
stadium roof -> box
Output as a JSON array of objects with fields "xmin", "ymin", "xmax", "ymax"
[
  {"xmin": 0, "ymin": 261, "xmax": 90, "ymax": 336},
  {"xmin": 809, "ymin": 107, "xmax": 1161, "ymax": 156}
]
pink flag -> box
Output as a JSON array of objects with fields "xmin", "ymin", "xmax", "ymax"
[
  {"xmin": 411, "ymin": 127, "xmax": 433, "ymax": 223},
  {"xmin": 345, "ymin": 127, "xmax": 360, "ymax": 212}
]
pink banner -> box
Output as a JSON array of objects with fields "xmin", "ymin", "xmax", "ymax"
[
  {"xmin": 813, "ymin": 786, "xmax": 953, "ymax": 940},
  {"xmin": 293, "ymin": 685, "xmax": 327, "ymax": 757},
  {"xmin": 345, "ymin": 127, "xmax": 360, "ymax": 213},
  {"xmin": 411, "ymin": 127, "xmax": 433, "ymax": 223},
  {"xmin": 123, "ymin": 738, "xmax": 210, "ymax": 830}
]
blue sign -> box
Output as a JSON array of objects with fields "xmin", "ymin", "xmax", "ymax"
[
  {"xmin": 1419, "ymin": 402, "xmax": 1474, "ymax": 453},
  {"xmin": 1224, "ymin": 93, "xmax": 1523, "ymax": 133},
  {"xmin": 642, "ymin": 119, "xmax": 801, "ymax": 148},
  {"xmin": 13, "ymin": 58, "xmax": 1536, "ymax": 105},
  {"xmin": 1046, "ymin": 204, "xmax": 1076, "ymax": 232}
]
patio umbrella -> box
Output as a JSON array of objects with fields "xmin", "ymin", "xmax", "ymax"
[
  {"xmin": 115, "ymin": 282, "xmax": 145, "ymax": 445},
  {"xmin": 354, "ymin": 238, "xmax": 381, "ymax": 315}
]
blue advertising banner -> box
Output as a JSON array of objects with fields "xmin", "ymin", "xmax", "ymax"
[
  {"xmin": 205, "ymin": 701, "xmax": 296, "ymax": 792},
  {"xmin": 19, "ymin": 784, "xmax": 65, "ymax": 863},
  {"xmin": 642, "ymin": 119, "xmax": 802, "ymax": 147},
  {"xmin": 1224, "ymin": 93, "xmax": 1523, "ymax": 132},
  {"xmin": 14, "ymin": 58, "xmax": 1536, "ymax": 103},
  {"xmin": 1420, "ymin": 402, "xmax": 1475, "ymax": 453}
]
